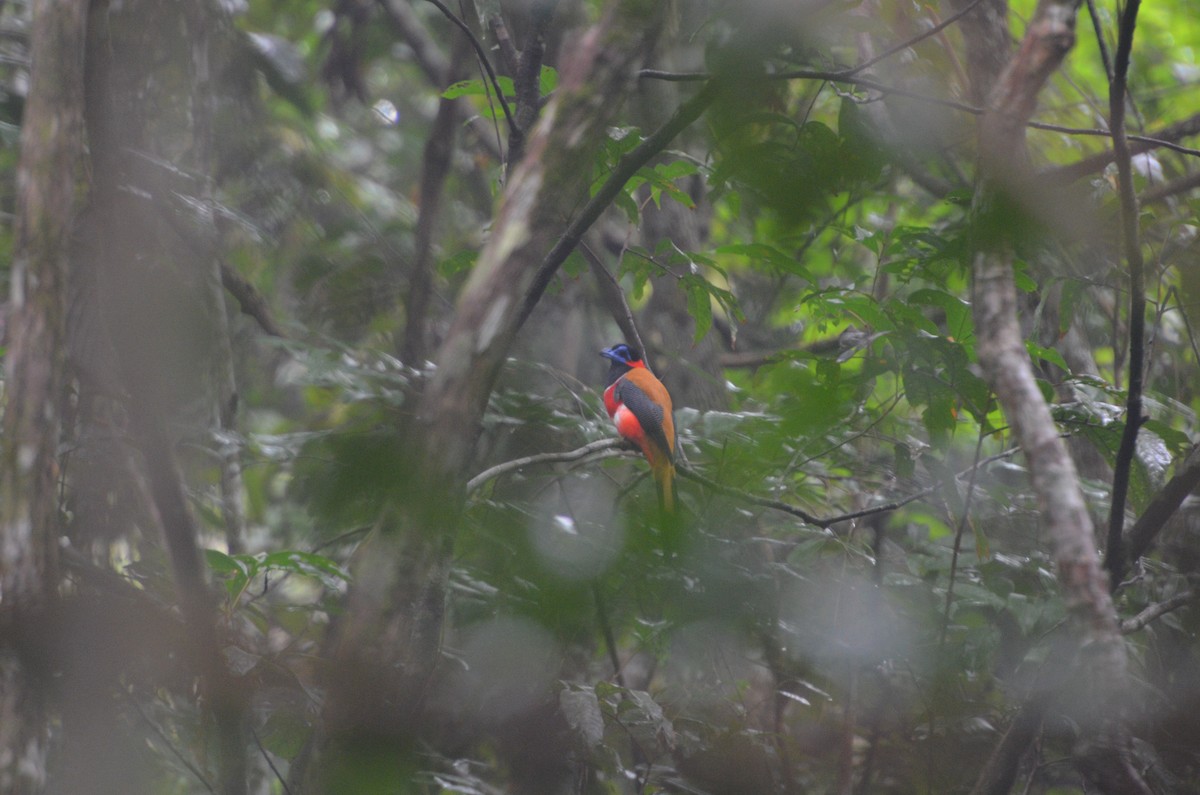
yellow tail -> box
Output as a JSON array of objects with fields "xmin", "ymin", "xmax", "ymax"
[{"xmin": 653, "ymin": 461, "xmax": 675, "ymax": 514}]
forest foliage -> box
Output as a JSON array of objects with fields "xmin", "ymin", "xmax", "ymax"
[{"xmin": 2, "ymin": 0, "xmax": 1200, "ymax": 793}]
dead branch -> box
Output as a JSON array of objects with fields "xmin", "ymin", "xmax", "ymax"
[{"xmin": 1120, "ymin": 591, "xmax": 1195, "ymax": 634}]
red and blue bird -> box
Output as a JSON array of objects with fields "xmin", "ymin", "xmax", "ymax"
[{"xmin": 600, "ymin": 343, "xmax": 676, "ymax": 513}]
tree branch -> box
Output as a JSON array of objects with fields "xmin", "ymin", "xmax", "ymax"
[
  {"xmin": 968, "ymin": 0, "xmax": 1151, "ymax": 791},
  {"xmin": 1103, "ymin": 0, "xmax": 1145, "ymax": 591},
  {"xmin": 1126, "ymin": 445, "xmax": 1200, "ymax": 564},
  {"xmin": 581, "ymin": 242, "xmax": 650, "ymax": 371},
  {"xmin": 466, "ymin": 438, "xmax": 629, "ymax": 494},
  {"xmin": 638, "ymin": 68, "xmax": 1200, "ymax": 161},
  {"xmin": 1120, "ymin": 591, "xmax": 1194, "ymax": 634},
  {"xmin": 376, "ymin": 0, "xmax": 504, "ymax": 161},
  {"xmin": 505, "ymin": 0, "xmax": 557, "ymax": 168},
  {"xmin": 423, "ymin": 0, "xmax": 517, "ymax": 136},
  {"xmin": 844, "ymin": 0, "xmax": 990, "ymax": 78},
  {"xmin": 220, "ymin": 260, "xmax": 286, "ymax": 338},
  {"xmin": 969, "ymin": 695, "xmax": 1048, "ymax": 795},
  {"xmin": 1047, "ymin": 111, "xmax": 1200, "ymax": 183},
  {"xmin": 400, "ymin": 32, "xmax": 471, "ymax": 364},
  {"xmin": 468, "ymin": 436, "xmax": 1030, "ymax": 532},
  {"xmin": 516, "ymin": 80, "xmax": 719, "ymax": 330}
]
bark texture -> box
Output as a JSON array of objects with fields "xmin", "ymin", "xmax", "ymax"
[{"xmin": 0, "ymin": 1, "xmax": 87, "ymax": 791}]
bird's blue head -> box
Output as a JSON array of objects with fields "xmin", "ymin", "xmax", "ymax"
[{"xmin": 600, "ymin": 343, "xmax": 641, "ymax": 366}]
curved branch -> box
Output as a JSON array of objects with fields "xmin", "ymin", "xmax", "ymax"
[
  {"xmin": 1126, "ymin": 445, "xmax": 1200, "ymax": 563},
  {"xmin": 423, "ymin": 0, "xmax": 517, "ymax": 135},
  {"xmin": 1120, "ymin": 591, "xmax": 1194, "ymax": 634},
  {"xmin": 844, "ymin": 0, "xmax": 990, "ymax": 78},
  {"xmin": 466, "ymin": 438, "xmax": 629, "ymax": 493},
  {"xmin": 1103, "ymin": 0, "xmax": 1145, "ymax": 591},
  {"xmin": 581, "ymin": 242, "xmax": 650, "ymax": 371}
]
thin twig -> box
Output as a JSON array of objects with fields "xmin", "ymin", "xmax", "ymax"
[
  {"xmin": 638, "ymin": 68, "xmax": 1200, "ymax": 159},
  {"xmin": 581, "ymin": 242, "xmax": 649, "ymax": 370},
  {"xmin": 470, "ymin": 434, "xmax": 1031, "ymax": 530},
  {"xmin": 127, "ymin": 691, "xmax": 216, "ymax": 793},
  {"xmin": 466, "ymin": 438, "xmax": 629, "ymax": 494},
  {"xmin": 939, "ymin": 427, "xmax": 988, "ymax": 649},
  {"xmin": 423, "ymin": 0, "xmax": 516, "ymax": 134},
  {"xmin": 1120, "ymin": 591, "xmax": 1195, "ymax": 634},
  {"xmin": 251, "ymin": 725, "xmax": 294, "ymax": 795},
  {"xmin": 843, "ymin": 0, "xmax": 989, "ymax": 77},
  {"xmin": 593, "ymin": 584, "xmax": 627, "ymax": 687},
  {"xmin": 1085, "ymin": 0, "xmax": 1114, "ymax": 83}
]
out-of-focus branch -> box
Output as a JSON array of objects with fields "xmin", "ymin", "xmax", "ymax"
[
  {"xmin": 220, "ymin": 260, "xmax": 286, "ymax": 338},
  {"xmin": 516, "ymin": 80, "xmax": 718, "ymax": 330},
  {"xmin": 1, "ymin": 0, "xmax": 87, "ymax": 787},
  {"xmin": 484, "ymin": 10, "xmax": 519, "ymax": 76},
  {"xmin": 1048, "ymin": 111, "xmax": 1200, "ymax": 183},
  {"xmin": 1103, "ymin": 0, "xmax": 1145, "ymax": 591},
  {"xmin": 376, "ymin": 0, "xmax": 503, "ymax": 161},
  {"xmin": 1126, "ymin": 446, "xmax": 1200, "ymax": 563},
  {"xmin": 845, "ymin": 0, "xmax": 990, "ymax": 78},
  {"xmin": 376, "ymin": 0, "xmax": 447, "ymax": 81},
  {"xmin": 969, "ymin": 696, "xmax": 1048, "ymax": 795},
  {"xmin": 1141, "ymin": 170, "xmax": 1200, "ymax": 205},
  {"xmin": 400, "ymin": 32, "xmax": 471, "ymax": 365},
  {"xmin": 968, "ymin": 0, "xmax": 1151, "ymax": 791},
  {"xmin": 951, "ymin": 0, "xmax": 1011, "ymax": 104}
]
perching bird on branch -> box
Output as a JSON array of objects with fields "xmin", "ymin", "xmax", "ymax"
[{"xmin": 600, "ymin": 343, "xmax": 676, "ymax": 513}]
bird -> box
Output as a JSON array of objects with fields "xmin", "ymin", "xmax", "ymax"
[{"xmin": 600, "ymin": 343, "xmax": 676, "ymax": 513}]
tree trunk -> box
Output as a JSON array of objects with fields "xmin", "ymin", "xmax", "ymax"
[
  {"xmin": 968, "ymin": 2, "xmax": 1151, "ymax": 792},
  {"xmin": 307, "ymin": 0, "xmax": 671, "ymax": 783},
  {"xmin": 0, "ymin": 0, "xmax": 87, "ymax": 791}
]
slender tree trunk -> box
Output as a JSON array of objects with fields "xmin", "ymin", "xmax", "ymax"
[
  {"xmin": 0, "ymin": 0, "xmax": 88, "ymax": 791},
  {"xmin": 968, "ymin": 2, "xmax": 1150, "ymax": 792},
  {"xmin": 306, "ymin": 1, "xmax": 670, "ymax": 785}
]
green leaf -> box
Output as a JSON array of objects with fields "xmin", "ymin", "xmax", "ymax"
[
  {"xmin": 438, "ymin": 250, "xmax": 477, "ymax": 278},
  {"xmin": 907, "ymin": 288, "xmax": 973, "ymax": 341},
  {"xmin": 539, "ymin": 65, "xmax": 557, "ymax": 95},
  {"xmin": 442, "ymin": 76, "xmax": 515, "ymax": 99},
  {"xmin": 1058, "ymin": 279, "xmax": 1083, "ymax": 336},
  {"xmin": 1024, "ymin": 341, "xmax": 1069, "ymax": 372},
  {"xmin": 684, "ymin": 277, "xmax": 714, "ymax": 342}
]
